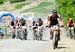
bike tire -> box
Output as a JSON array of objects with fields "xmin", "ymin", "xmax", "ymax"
[{"xmin": 53, "ymin": 42, "xmax": 56, "ymax": 49}]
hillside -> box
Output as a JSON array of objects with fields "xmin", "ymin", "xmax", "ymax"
[{"xmin": 0, "ymin": 0, "xmax": 55, "ymax": 17}]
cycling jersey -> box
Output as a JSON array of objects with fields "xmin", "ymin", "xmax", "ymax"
[
  {"xmin": 68, "ymin": 20, "xmax": 74, "ymax": 27},
  {"xmin": 38, "ymin": 21, "xmax": 43, "ymax": 26},
  {"xmin": 48, "ymin": 14, "xmax": 60, "ymax": 26}
]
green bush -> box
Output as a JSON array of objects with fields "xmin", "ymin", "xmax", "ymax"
[
  {"xmin": 0, "ymin": 1, "xmax": 3, "ymax": 4},
  {"xmin": 56, "ymin": 0, "xmax": 75, "ymax": 25},
  {"xmin": 10, "ymin": 0, "xmax": 26, "ymax": 3},
  {"xmin": 0, "ymin": 0, "xmax": 4, "ymax": 4}
]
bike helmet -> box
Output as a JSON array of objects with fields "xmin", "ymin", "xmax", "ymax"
[{"xmin": 52, "ymin": 9, "xmax": 57, "ymax": 14}]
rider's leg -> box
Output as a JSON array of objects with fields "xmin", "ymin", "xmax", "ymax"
[
  {"xmin": 55, "ymin": 41, "xmax": 58, "ymax": 48},
  {"xmin": 69, "ymin": 27, "xmax": 72, "ymax": 39},
  {"xmin": 12, "ymin": 32, "xmax": 16, "ymax": 39},
  {"xmin": 23, "ymin": 32, "xmax": 27, "ymax": 40},
  {"xmin": 33, "ymin": 29, "xmax": 36, "ymax": 40},
  {"xmin": 57, "ymin": 28, "xmax": 61, "ymax": 41},
  {"xmin": 40, "ymin": 32, "xmax": 43, "ymax": 40},
  {"xmin": 23, "ymin": 29, "xmax": 27, "ymax": 40},
  {"xmin": 35, "ymin": 32, "xmax": 37, "ymax": 40},
  {"xmin": 50, "ymin": 27, "xmax": 54, "ymax": 39}
]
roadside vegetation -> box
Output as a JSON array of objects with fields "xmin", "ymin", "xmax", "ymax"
[{"xmin": 56, "ymin": 0, "xmax": 75, "ymax": 25}]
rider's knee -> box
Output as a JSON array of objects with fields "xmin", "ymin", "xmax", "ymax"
[
  {"xmin": 57, "ymin": 28, "xmax": 61, "ymax": 35},
  {"xmin": 50, "ymin": 27, "xmax": 54, "ymax": 33}
]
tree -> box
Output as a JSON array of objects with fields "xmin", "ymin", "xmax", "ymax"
[{"xmin": 56, "ymin": 0, "xmax": 75, "ymax": 25}]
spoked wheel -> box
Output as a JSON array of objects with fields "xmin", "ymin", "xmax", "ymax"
[
  {"xmin": 53, "ymin": 33, "xmax": 58, "ymax": 49},
  {"xmin": 69, "ymin": 30, "xmax": 73, "ymax": 39},
  {"xmin": 53, "ymin": 41, "xmax": 58, "ymax": 49}
]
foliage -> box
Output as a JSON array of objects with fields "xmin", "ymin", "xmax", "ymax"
[
  {"xmin": 0, "ymin": 0, "xmax": 4, "ymax": 4},
  {"xmin": 10, "ymin": 0, "xmax": 26, "ymax": 3},
  {"xmin": 56, "ymin": 0, "xmax": 75, "ymax": 25}
]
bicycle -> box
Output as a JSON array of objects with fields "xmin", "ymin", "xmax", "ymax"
[
  {"xmin": 16, "ymin": 26, "xmax": 28, "ymax": 40},
  {"xmin": 52, "ymin": 25, "xmax": 59, "ymax": 49},
  {"xmin": 68, "ymin": 27, "xmax": 74, "ymax": 39},
  {"xmin": 33, "ymin": 26, "xmax": 43, "ymax": 40}
]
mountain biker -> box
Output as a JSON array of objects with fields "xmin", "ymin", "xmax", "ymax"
[
  {"xmin": 32, "ymin": 18, "xmax": 43, "ymax": 30},
  {"xmin": 47, "ymin": 10, "xmax": 63, "ymax": 40},
  {"xmin": 10, "ymin": 21, "xmax": 16, "ymax": 39},
  {"xmin": 37, "ymin": 18, "xmax": 43, "ymax": 26},
  {"xmin": 32, "ymin": 20, "xmax": 38, "ymax": 29},
  {"xmin": 32, "ymin": 18, "xmax": 43, "ymax": 40},
  {"xmin": 36, "ymin": 18, "xmax": 44, "ymax": 34},
  {"xmin": 19, "ymin": 18, "xmax": 28, "ymax": 40},
  {"xmin": 67, "ymin": 18, "xmax": 74, "ymax": 39},
  {"xmin": 67, "ymin": 18, "xmax": 74, "ymax": 28},
  {"xmin": 32, "ymin": 20, "xmax": 38, "ymax": 40},
  {"xmin": 14, "ymin": 20, "xmax": 19, "ymax": 27},
  {"xmin": 37, "ymin": 18, "xmax": 43, "ymax": 40}
]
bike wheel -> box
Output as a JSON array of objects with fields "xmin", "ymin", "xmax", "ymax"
[
  {"xmin": 55, "ymin": 41, "xmax": 58, "ymax": 48},
  {"xmin": 69, "ymin": 31, "xmax": 72, "ymax": 39},
  {"xmin": 53, "ymin": 41, "xmax": 58, "ymax": 49},
  {"xmin": 53, "ymin": 42, "xmax": 56, "ymax": 49}
]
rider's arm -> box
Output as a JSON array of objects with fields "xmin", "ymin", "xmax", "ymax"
[
  {"xmin": 67, "ymin": 22, "xmax": 69, "ymax": 27},
  {"xmin": 58, "ymin": 16, "xmax": 64, "ymax": 27},
  {"xmin": 47, "ymin": 16, "xmax": 51, "ymax": 26},
  {"xmin": 59, "ymin": 27, "xmax": 62, "ymax": 35},
  {"xmin": 47, "ymin": 14, "xmax": 52, "ymax": 26},
  {"xmin": 60, "ymin": 18, "xmax": 64, "ymax": 26},
  {"xmin": 67, "ymin": 21, "xmax": 70, "ymax": 27},
  {"xmin": 49, "ymin": 18, "xmax": 51, "ymax": 27}
]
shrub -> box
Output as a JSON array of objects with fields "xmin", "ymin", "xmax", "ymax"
[{"xmin": 10, "ymin": 0, "xmax": 26, "ymax": 3}]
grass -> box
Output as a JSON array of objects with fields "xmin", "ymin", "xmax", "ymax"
[
  {"xmin": 21, "ymin": 2, "xmax": 54, "ymax": 17},
  {"xmin": 0, "ymin": 0, "xmax": 9, "ymax": 5},
  {"xmin": 15, "ymin": 2, "xmax": 30, "ymax": 9}
]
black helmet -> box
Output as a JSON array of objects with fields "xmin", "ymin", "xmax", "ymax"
[{"xmin": 52, "ymin": 9, "xmax": 57, "ymax": 14}]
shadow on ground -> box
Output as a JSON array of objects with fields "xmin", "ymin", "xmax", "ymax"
[{"xmin": 57, "ymin": 46, "xmax": 70, "ymax": 49}]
